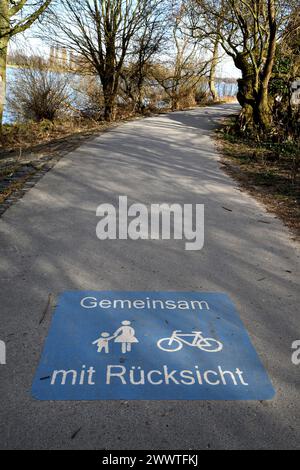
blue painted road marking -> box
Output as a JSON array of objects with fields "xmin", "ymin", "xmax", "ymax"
[{"xmin": 32, "ymin": 292, "xmax": 275, "ymax": 400}]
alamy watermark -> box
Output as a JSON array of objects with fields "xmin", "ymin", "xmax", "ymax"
[
  {"xmin": 0, "ymin": 340, "xmax": 6, "ymax": 365},
  {"xmin": 96, "ymin": 196, "xmax": 204, "ymax": 251},
  {"xmin": 291, "ymin": 340, "xmax": 300, "ymax": 365}
]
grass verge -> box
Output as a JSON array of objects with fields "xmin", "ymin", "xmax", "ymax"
[{"xmin": 216, "ymin": 116, "xmax": 300, "ymax": 239}]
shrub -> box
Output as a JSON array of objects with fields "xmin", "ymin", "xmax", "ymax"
[
  {"xmin": 72, "ymin": 76, "xmax": 104, "ymax": 120},
  {"xmin": 195, "ymin": 86, "xmax": 209, "ymax": 105},
  {"xmin": 8, "ymin": 60, "xmax": 70, "ymax": 122}
]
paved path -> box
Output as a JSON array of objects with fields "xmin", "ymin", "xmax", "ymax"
[{"xmin": 0, "ymin": 105, "xmax": 299, "ymax": 449}]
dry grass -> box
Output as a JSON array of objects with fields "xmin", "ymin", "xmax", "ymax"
[
  {"xmin": 217, "ymin": 118, "xmax": 300, "ymax": 239},
  {"xmin": 0, "ymin": 177, "xmax": 34, "ymax": 204},
  {"xmin": 0, "ymin": 118, "xmax": 111, "ymax": 153},
  {"xmin": 0, "ymin": 117, "xmax": 120, "ymax": 212},
  {"xmin": 218, "ymin": 96, "xmax": 238, "ymax": 103}
]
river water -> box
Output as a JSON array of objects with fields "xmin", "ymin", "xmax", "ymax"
[{"xmin": 4, "ymin": 67, "xmax": 238, "ymax": 124}]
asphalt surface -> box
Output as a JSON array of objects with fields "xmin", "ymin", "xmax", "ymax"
[{"xmin": 0, "ymin": 104, "xmax": 299, "ymax": 450}]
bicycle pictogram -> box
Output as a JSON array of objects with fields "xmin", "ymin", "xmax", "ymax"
[{"xmin": 157, "ymin": 330, "xmax": 223, "ymax": 353}]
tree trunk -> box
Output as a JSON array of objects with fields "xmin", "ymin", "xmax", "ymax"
[
  {"xmin": 104, "ymin": 98, "xmax": 115, "ymax": 122},
  {"xmin": 236, "ymin": 76, "xmax": 256, "ymax": 129},
  {"xmin": 171, "ymin": 94, "xmax": 180, "ymax": 111},
  {"xmin": 136, "ymin": 77, "xmax": 145, "ymax": 114},
  {"xmin": 102, "ymin": 80, "xmax": 116, "ymax": 122},
  {"xmin": 209, "ymin": 38, "xmax": 219, "ymax": 101},
  {"xmin": 254, "ymin": 0, "xmax": 277, "ymax": 131},
  {"xmin": 256, "ymin": 86, "xmax": 272, "ymax": 130},
  {"xmin": 0, "ymin": 40, "xmax": 7, "ymax": 126},
  {"xmin": 0, "ymin": 39, "xmax": 8, "ymax": 128},
  {"xmin": 234, "ymin": 53, "xmax": 257, "ymax": 130},
  {"xmin": 0, "ymin": 0, "xmax": 9, "ymax": 129}
]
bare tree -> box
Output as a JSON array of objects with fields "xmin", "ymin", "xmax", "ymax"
[
  {"xmin": 180, "ymin": 0, "xmax": 223, "ymax": 102},
  {"xmin": 187, "ymin": 0, "xmax": 298, "ymax": 130},
  {"xmin": 0, "ymin": 0, "xmax": 52, "ymax": 126},
  {"xmin": 45, "ymin": 0, "xmax": 165, "ymax": 121},
  {"xmin": 208, "ymin": 36, "xmax": 220, "ymax": 101},
  {"xmin": 120, "ymin": 3, "xmax": 169, "ymax": 113},
  {"xmin": 152, "ymin": 7, "xmax": 210, "ymax": 110},
  {"xmin": 270, "ymin": 9, "xmax": 300, "ymax": 139}
]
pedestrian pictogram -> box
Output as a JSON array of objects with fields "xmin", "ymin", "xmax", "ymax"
[{"xmin": 92, "ymin": 321, "xmax": 139, "ymax": 354}]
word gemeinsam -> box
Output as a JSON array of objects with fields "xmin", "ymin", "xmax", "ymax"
[
  {"xmin": 96, "ymin": 196, "xmax": 204, "ymax": 251},
  {"xmin": 80, "ymin": 295, "xmax": 210, "ymax": 311}
]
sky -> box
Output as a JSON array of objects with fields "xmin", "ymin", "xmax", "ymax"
[
  {"xmin": 217, "ymin": 56, "xmax": 240, "ymax": 79},
  {"xmin": 11, "ymin": 30, "xmax": 241, "ymax": 80}
]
